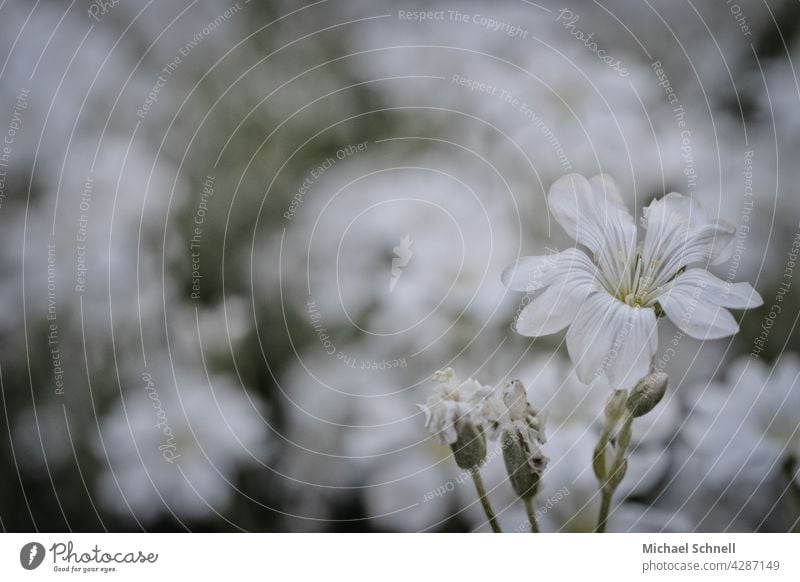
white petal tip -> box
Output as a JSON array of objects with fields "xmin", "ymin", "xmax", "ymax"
[{"xmin": 749, "ymin": 292, "xmax": 764, "ymax": 308}]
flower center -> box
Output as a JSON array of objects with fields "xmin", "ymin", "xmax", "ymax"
[
  {"xmin": 608, "ymin": 253, "xmax": 660, "ymax": 307},
  {"xmin": 622, "ymin": 292, "xmax": 646, "ymax": 307}
]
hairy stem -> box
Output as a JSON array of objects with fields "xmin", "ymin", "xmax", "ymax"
[
  {"xmin": 523, "ymin": 496, "xmax": 540, "ymax": 533},
  {"xmin": 470, "ymin": 469, "xmax": 502, "ymax": 533},
  {"xmin": 595, "ymin": 411, "xmax": 634, "ymax": 533},
  {"xmin": 596, "ymin": 488, "xmax": 613, "ymax": 533}
]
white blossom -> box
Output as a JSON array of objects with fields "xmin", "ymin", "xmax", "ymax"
[
  {"xmin": 665, "ymin": 355, "xmax": 800, "ymax": 531},
  {"xmin": 503, "ymin": 173, "xmax": 763, "ymax": 389},
  {"xmin": 96, "ymin": 365, "xmax": 269, "ymax": 524}
]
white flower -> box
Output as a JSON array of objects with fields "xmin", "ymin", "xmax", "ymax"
[
  {"xmin": 418, "ymin": 368, "xmax": 492, "ymax": 445},
  {"xmin": 665, "ymin": 355, "xmax": 800, "ymax": 531},
  {"xmin": 96, "ymin": 366, "xmax": 269, "ymax": 524},
  {"xmin": 502, "ymin": 173, "xmax": 763, "ymax": 389}
]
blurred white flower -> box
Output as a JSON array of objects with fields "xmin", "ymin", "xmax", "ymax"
[
  {"xmin": 665, "ymin": 355, "xmax": 800, "ymax": 531},
  {"xmin": 339, "ymin": 0, "xmax": 676, "ymax": 186},
  {"xmin": 503, "ymin": 173, "xmax": 763, "ymax": 389},
  {"xmin": 96, "ymin": 365, "xmax": 269, "ymax": 524},
  {"xmin": 257, "ymin": 159, "xmax": 520, "ymax": 371}
]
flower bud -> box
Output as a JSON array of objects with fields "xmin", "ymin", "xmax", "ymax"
[
  {"xmin": 450, "ymin": 419, "xmax": 487, "ymax": 470},
  {"xmin": 503, "ymin": 379, "xmax": 529, "ymax": 421},
  {"xmin": 626, "ymin": 372, "xmax": 668, "ymax": 417},
  {"xmin": 502, "ymin": 430, "xmax": 547, "ymax": 499}
]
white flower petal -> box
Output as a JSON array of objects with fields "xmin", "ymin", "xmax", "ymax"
[
  {"xmin": 423, "ymin": 401, "xmax": 459, "ymax": 445},
  {"xmin": 514, "ymin": 282, "xmax": 592, "ymax": 336},
  {"xmin": 661, "ymin": 269, "xmax": 763, "ymax": 309},
  {"xmin": 501, "ymin": 254, "xmax": 563, "ymax": 292},
  {"xmin": 548, "ymin": 173, "xmax": 637, "ymax": 284},
  {"xmin": 501, "ymin": 247, "xmax": 597, "ymax": 292},
  {"xmin": 604, "ymin": 306, "xmax": 658, "ymax": 390},
  {"xmin": 567, "ymin": 294, "xmax": 657, "ymax": 389},
  {"xmin": 562, "ymin": 296, "xmax": 607, "ymax": 379},
  {"xmin": 566, "ymin": 294, "xmax": 619, "ymax": 383},
  {"xmin": 421, "ymin": 371, "xmax": 496, "ymax": 445},
  {"xmin": 641, "ymin": 193, "xmax": 735, "ymax": 285},
  {"xmin": 658, "ymin": 281, "xmax": 741, "ymax": 340}
]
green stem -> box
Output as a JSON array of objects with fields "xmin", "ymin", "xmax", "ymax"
[
  {"xmin": 596, "ymin": 489, "xmax": 613, "ymax": 533},
  {"xmin": 523, "ymin": 496, "xmax": 540, "ymax": 533},
  {"xmin": 594, "ymin": 411, "xmax": 634, "ymax": 533},
  {"xmin": 470, "ymin": 469, "xmax": 502, "ymax": 533},
  {"xmin": 611, "ymin": 413, "xmax": 634, "ymax": 472}
]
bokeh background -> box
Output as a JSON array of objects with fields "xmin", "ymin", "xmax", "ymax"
[{"xmin": 1, "ymin": 0, "xmax": 799, "ymax": 532}]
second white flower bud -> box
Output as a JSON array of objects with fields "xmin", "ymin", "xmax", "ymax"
[{"xmin": 626, "ymin": 372, "xmax": 669, "ymax": 417}]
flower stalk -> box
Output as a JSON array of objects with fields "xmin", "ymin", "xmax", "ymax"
[
  {"xmin": 469, "ymin": 468, "xmax": 502, "ymax": 533},
  {"xmin": 594, "ymin": 372, "xmax": 667, "ymax": 532},
  {"xmin": 523, "ymin": 496, "xmax": 540, "ymax": 533},
  {"xmin": 594, "ymin": 404, "xmax": 633, "ymax": 533},
  {"xmin": 448, "ymin": 418, "xmax": 501, "ymax": 532}
]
